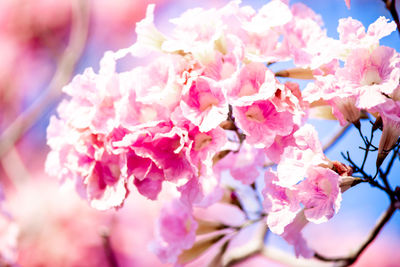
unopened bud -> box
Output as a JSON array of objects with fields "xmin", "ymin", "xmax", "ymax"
[
  {"xmin": 275, "ymin": 68, "xmax": 314, "ymax": 79},
  {"xmin": 339, "ymin": 176, "xmax": 363, "ymax": 193}
]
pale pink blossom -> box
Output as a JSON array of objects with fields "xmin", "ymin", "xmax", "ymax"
[
  {"xmin": 215, "ymin": 141, "xmax": 265, "ymax": 185},
  {"xmin": 233, "ymin": 100, "xmax": 294, "ymax": 148},
  {"xmin": 129, "ymin": 4, "xmax": 166, "ymax": 56},
  {"xmin": 180, "ymin": 75, "xmax": 228, "ymax": 132},
  {"xmin": 338, "ymin": 16, "xmax": 397, "ymax": 55},
  {"xmin": 374, "ymin": 99, "xmax": 400, "ymax": 166},
  {"xmin": 150, "ymin": 200, "xmax": 198, "ymax": 264},
  {"xmin": 336, "ymin": 46, "xmax": 400, "ymax": 109},
  {"xmin": 46, "ymin": 116, "xmax": 128, "ymax": 210},
  {"xmin": 116, "ymin": 54, "xmax": 190, "ymax": 129},
  {"xmin": 262, "ymin": 170, "xmax": 301, "ymax": 235},
  {"xmin": 298, "ymin": 166, "xmax": 342, "ymax": 224},
  {"xmin": 281, "ymin": 3, "xmax": 339, "ymax": 68},
  {"xmin": 228, "ymin": 62, "xmax": 278, "ymax": 106},
  {"xmin": 237, "ymin": 0, "xmax": 292, "ymax": 62},
  {"xmin": 303, "ymin": 74, "xmax": 361, "ymax": 126},
  {"xmin": 281, "ymin": 211, "xmax": 313, "ymax": 258},
  {"xmin": 276, "ymin": 124, "xmax": 327, "ymax": 187},
  {"xmin": 178, "ymin": 172, "xmax": 223, "ymax": 209}
]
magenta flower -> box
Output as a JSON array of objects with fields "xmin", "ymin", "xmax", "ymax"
[
  {"xmin": 46, "ymin": 117, "xmax": 128, "ymax": 210},
  {"xmin": 180, "ymin": 76, "xmax": 228, "ymax": 132},
  {"xmin": 234, "ymin": 100, "xmax": 294, "ymax": 148}
]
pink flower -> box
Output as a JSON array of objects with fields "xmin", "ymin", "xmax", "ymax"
[
  {"xmin": 228, "ymin": 62, "xmax": 278, "ymax": 106},
  {"xmin": 129, "ymin": 4, "xmax": 166, "ymax": 56},
  {"xmin": 338, "ymin": 17, "xmax": 396, "ymax": 54},
  {"xmin": 304, "ymin": 74, "xmax": 361, "ymax": 126},
  {"xmin": 233, "ymin": 100, "xmax": 294, "ymax": 148},
  {"xmin": 281, "ymin": 3, "xmax": 339, "ymax": 68},
  {"xmin": 178, "ymin": 173, "xmax": 223, "ymax": 209},
  {"xmin": 112, "ymin": 121, "xmax": 197, "ymax": 200},
  {"xmin": 116, "ymin": 54, "xmax": 188, "ymax": 129},
  {"xmin": 237, "ymin": 0, "xmax": 292, "ymax": 62},
  {"xmin": 46, "ymin": 117, "xmax": 128, "ymax": 210},
  {"xmin": 262, "ymin": 170, "xmax": 301, "ymax": 235},
  {"xmin": 60, "ymin": 53, "xmax": 121, "ymax": 135},
  {"xmin": 281, "ymin": 211, "xmax": 313, "ymax": 258},
  {"xmin": 180, "ymin": 75, "xmax": 228, "ymax": 132},
  {"xmin": 215, "ymin": 141, "xmax": 265, "ymax": 185},
  {"xmin": 298, "ymin": 166, "xmax": 342, "ymax": 223},
  {"xmin": 150, "ymin": 200, "xmax": 198, "ymax": 264},
  {"xmin": 276, "ymin": 124, "xmax": 327, "ymax": 187},
  {"xmin": 374, "ymin": 99, "xmax": 400, "ymax": 166},
  {"xmin": 336, "ymin": 46, "xmax": 400, "ymax": 109}
]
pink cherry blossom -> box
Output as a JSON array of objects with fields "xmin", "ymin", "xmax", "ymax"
[
  {"xmin": 338, "ymin": 16, "xmax": 397, "ymax": 54},
  {"xmin": 150, "ymin": 200, "xmax": 198, "ymax": 264},
  {"xmin": 281, "ymin": 211, "xmax": 313, "ymax": 258},
  {"xmin": 46, "ymin": 117, "xmax": 128, "ymax": 210},
  {"xmin": 298, "ymin": 166, "xmax": 342, "ymax": 223},
  {"xmin": 215, "ymin": 141, "xmax": 265, "ymax": 185},
  {"xmin": 228, "ymin": 62, "xmax": 278, "ymax": 106},
  {"xmin": 374, "ymin": 99, "xmax": 400, "ymax": 166},
  {"xmin": 262, "ymin": 170, "xmax": 301, "ymax": 235},
  {"xmin": 233, "ymin": 100, "xmax": 294, "ymax": 148},
  {"xmin": 336, "ymin": 46, "xmax": 400, "ymax": 109},
  {"xmin": 276, "ymin": 124, "xmax": 327, "ymax": 187},
  {"xmin": 237, "ymin": 0, "xmax": 292, "ymax": 62},
  {"xmin": 281, "ymin": 3, "xmax": 339, "ymax": 68},
  {"xmin": 303, "ymin": 74, "xmax": 361, "ymax": 126},
  {"xmin": 180, "ymin": 75, "xmax": 228, "ymax": 132}
]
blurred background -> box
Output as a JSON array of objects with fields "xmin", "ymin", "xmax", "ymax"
[{"xmin": 0, "ymin": 0, "xmax": 399, "ymax": 266}]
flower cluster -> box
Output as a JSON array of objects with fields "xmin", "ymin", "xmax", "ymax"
[{"xmin": 45, "ymin": 0, "xmax": 399, "ymax": 265}]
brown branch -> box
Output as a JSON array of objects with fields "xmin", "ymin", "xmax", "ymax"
[
  {"xmin": 0, "ymin": 0, "xmax": 90, "ymax": 158},
  {"xmin": 382, "ymin": 0, "xmax": 400, "ymax": 37},
  {"xmin": 101, "ymin": 230, "xmax": 120, "ymax": 267},
  {"xmin": 314, "ymin": 202, "xmax": 398, "ymax": 266}
]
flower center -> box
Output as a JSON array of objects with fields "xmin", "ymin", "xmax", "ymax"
[
  {"xmin": 194, "ymin": 133, "xmax": 212, "ymax": 151},
  {"xmin": 361, "ymin": 67, "xmax": 382, "ymax": 86},
  {"xmin": 245, "ymin": 105, "xmax": 265, "ymax": 122},
  {"xmin": 239, "ymin": 81, "xmax": 258, "ymax": 97},
  {"xmin": 199, "ymin": 93, "xmax": 219, "ymax": 111}
]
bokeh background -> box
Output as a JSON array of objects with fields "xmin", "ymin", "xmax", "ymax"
[{"xmin": 0, "ymin": 0, "xmax": 399, "ymax": 266}]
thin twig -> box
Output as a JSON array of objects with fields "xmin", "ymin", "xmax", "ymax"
[
  {"xmin": 101, "ymin": 230, "xmax": 120, "ymax": 267},
  {"xmin": 314, "ymin": 203, "xmax": 397, "ymax": 266},
  {"xmin": 0, "ymin": 0, "xmax": 89, "ymax": 158}
]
